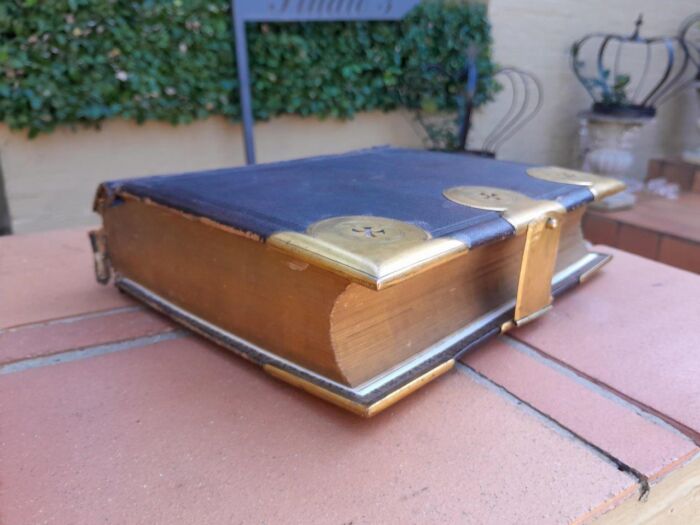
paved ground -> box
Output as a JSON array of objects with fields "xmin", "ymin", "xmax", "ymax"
[{"xmin": 2, "ymin": 229, "xmax": 699, "ymax": 524}]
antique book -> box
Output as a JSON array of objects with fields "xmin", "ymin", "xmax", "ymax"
[{"xmin": 91, "ymin": 147, "xmax": 624, "ymax": 416}]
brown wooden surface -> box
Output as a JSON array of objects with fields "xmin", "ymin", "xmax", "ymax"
[
  {"xmin": 647, "ymin": 158, "xmax": 700, "ymax": 193},
  {"xmin": 583, "ymin": 192, "xmax": 700, "ymax": 274}
]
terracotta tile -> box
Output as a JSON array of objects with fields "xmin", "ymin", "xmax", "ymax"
[
  {"xmin": 462, "ymin": 337, "xmax": 698, "ymax": 481},
  {"xmin": 692, "ymin": 174, "xmax": 700, "ymax": 195},
  {"xmin": 0, "ymin": 337, "xmax": 636, "ymax": 525},
  {"xmin": 647, "ymin": 159, "xmax": 700, "ymax": 192},
  {"xmin": 690, "ymin": 167, "xmax": 700, "ymax": 194},
  {"xmin": 583, "ymin": 214, "xmax": 619, "ymax": 246},
  {"xmin": 616, "ymin": 224, "xmax": 660, "ymax": 260},
  {"xmin": 0, "ymin": 309, "xmax": 175, "ymax": 366},
  {"xmin": 645, "ymin": 159, "xmax": 662, "ymax": 182},
  {"xmin": 596, "ymin": 193, "xmax": 700, "ymax": 245},
  {"xmin": 513, "ymin": 247, "xmax": 700, "ymax": 442},
  {"xmin": 0, "ymin": 228, "xmax": 132, "ymax": 329},
  {"xmin": 658, "ymin": 237, "xmax": 700, "ymax": 275},
  {"xmin": 660, "ymin": 161, "xmax": 695, "ymax": 191}
]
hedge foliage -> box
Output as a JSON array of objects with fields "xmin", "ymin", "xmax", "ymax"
[{"xmin": 0, "ymin": 0, "xmax": 495, "ymax": 137}]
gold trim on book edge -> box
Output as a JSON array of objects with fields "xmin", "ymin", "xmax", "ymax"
[
  {"xmin": 264, "ymin": 360, "xmax": 455, "ymax": 417},
  {"xmin": 527, "ymin": 166, "xmax": 626, "ymax": 201},
  {"xmin": 442, "ymin": 186, "xmax": 566, "ymax": 234},
  {"xmin": 269, "ymin": 216, "xmax": 467, "ymax": 290},
  {"xmin": 579, "ymin": 253, "xmax": 613, "ymax": 283}
]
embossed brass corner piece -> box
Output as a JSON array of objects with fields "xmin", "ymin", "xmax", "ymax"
[
  {"xmin": 268, "ymin": 216, "xmax": 466, "ymax": 289},
  {"xmin": 443, "ymin": 186, "xmax": 564, "ymax": 325},
  {"xmin": 443, "ymin": 186, "xmax": 566, "ymax": 234},
  {"xmin": 527, "ymin": 166, "xmax": 626, "ymax": 201},
  {"xmin": 264, "ymin": 360, "xmax": 455, "ymax": 417},
  {"xmin": 307, "ymin": 216, "xmax": 430, "ymax": 246}
]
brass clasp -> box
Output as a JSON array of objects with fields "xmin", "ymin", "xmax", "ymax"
[
  {"xmin": 513, "ymin": 213, "xmax": 562, "ymax": 326},
  {"xmin": 442, "ymin": 186, "xmax": 565, "ymax": 330}
]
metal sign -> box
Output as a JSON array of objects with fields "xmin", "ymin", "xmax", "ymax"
[
  {"xmin": 235, "ymin": 0, "xmax": 418, "ymax": 22},
  {"xmin": 231, "ymin": 0, "xmax": 420, "ymax": 164}
]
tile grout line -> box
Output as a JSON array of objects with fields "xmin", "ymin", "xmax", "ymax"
[
  {"xmin": 0, "ymin": 305, "xmax": 144, "ymax": 334},
  {"xmin": 455, "ymin": 362, "xmax": 650, "ymax": 501},
  {"xmin": 503, "ymin": 334, "xmax": 700, "ymax": 446},
  {"xmin": 501, "ymin": 335, "xmax": 695, "ymax": 443},
  {"xmin": 0, "ymin": 330, "xmax": 187, "ymax": 375}
]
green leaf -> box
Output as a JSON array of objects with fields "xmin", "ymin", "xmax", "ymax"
[{"xmin": 0, "ymin": 0, "xmax": 496, "ymax": 138}]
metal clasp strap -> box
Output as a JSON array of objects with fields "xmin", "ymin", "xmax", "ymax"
[
  {"xmin": 513, "ymin": 214, "xmax": 562, "ymax": 325},
  {"xmin": 442, "ymin": 185, "xmax": 565, "ymax": 330}
]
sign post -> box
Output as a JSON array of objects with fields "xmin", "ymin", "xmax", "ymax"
[{"xmin": 231, "ymin": 0, "xmax": 420, "ymax": 165}]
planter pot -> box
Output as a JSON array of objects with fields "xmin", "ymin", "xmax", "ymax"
[
  {"xmin": 579, "ymin": 110, "xmax": 653, "ymax": 210},
  {"xmin": 591, "ymin": 103, "xmax": 656, "ymax": 119}
]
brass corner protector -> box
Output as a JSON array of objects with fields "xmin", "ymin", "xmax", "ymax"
[
  {"xmin": 443, "ymin": 186, "xmax": 566, "ymax": 234},
  {"xmin": 268, "ymin": 216, "xmax": 467, "ymax": 289},
  {"xmin": 264, "ymin": 360, "xmax": 455, "ymax": 417},
  {"xmin": 527, "ymin": 166, "xmax": 626, "ymax": 201}
]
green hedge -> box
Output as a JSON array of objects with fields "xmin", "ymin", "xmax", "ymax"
[{"xmin": 0, "ymin": 1, "xmax": 495, "ymax": 137}]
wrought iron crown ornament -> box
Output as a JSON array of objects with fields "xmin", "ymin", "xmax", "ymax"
[
  {"xmin": 572, "ymin": 15, "xmax": 693, "ymax": 118},
  {"xmin": 417, "ymin": 45, "xmax": 542, "ymax": 158},
  {"xmin": 464, "ymin": 65, "xmax": 543, "ymax": 158},
  {"xmin": 679, "ymin": 13, "xmax": 700, "ymax": 80}
]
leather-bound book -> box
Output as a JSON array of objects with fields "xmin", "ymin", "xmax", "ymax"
[{"xmin": 91, "ymin": 147, "xmax": 624, "ymax": 416}]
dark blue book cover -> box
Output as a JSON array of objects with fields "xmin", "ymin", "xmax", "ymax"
[{"xmin": 97, "ymin": 146, "xmax": 616, "ymax": 250}]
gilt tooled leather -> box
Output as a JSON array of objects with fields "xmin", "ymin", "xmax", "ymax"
[{"xmin": 100, "ymin": 147, "xmax": 594, "ymax": 248}]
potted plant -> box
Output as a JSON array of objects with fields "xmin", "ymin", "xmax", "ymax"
[{"xmin": 571, "ymin": 15, "xmax": 693, "ymax": 209}]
